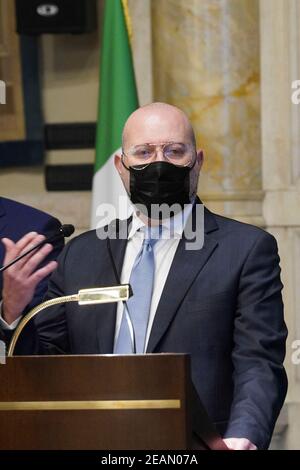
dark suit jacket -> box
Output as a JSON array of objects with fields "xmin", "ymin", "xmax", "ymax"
[
  {"xmin": 0, "ymin": 197, "xmax": 63, "ymax": 354},
  {"xmin": 35, "ymin": 202, "xmax": 287, "ymax": 449}
]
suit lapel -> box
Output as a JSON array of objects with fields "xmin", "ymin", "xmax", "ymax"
[
  {"xmin": 96, "ymin": 219, "xmax": 129, "ymax": 353},
  {"xmin": 146, "ymin": 206, "xmax": 219, "ymax": 353}
]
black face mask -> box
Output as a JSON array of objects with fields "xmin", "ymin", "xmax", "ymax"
[{"xmin": 125, "ymin": 161, "xmax": 194, "ymax": 218}]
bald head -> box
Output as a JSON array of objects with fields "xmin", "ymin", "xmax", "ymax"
[
  {"xmin": 122, "ymin": 102, "xmax": 196, "ymax": 150},
  {"xmin": 115, "ymin": 102, "xmax": 203, "ymax": 201}
]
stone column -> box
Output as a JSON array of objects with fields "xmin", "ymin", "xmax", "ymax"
[
  {"xmin": 152, "ymin": 0, "xmax": 262, "ymax": 225},
  {"xmin": 260, "ymin": 0, "xmax": 300, "ymax": 450},
  {"xmin": 129, "ymin": 0, "xmax": 153, "ymax": 105}
]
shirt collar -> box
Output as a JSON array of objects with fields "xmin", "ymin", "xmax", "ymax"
[
  {"xmin": 127, "ymin": 198, "xmax": 195, "ymax": 240},
  {"xmin": 127, "ymin": 212, "xmax": 146, "ymax": 240}
]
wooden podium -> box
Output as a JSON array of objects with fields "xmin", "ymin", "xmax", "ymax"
[{"xmin": 0, "ymin": 354, "xmax": 227, "ymax": 450}]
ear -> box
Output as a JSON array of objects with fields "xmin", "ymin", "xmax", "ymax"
[
  {"xmin": 196, "ymin": 149, "xmax": 204, "ymax": 170},
  {"xmin": 114, "ymin": 153, "xmax": 123, "ymax": 174}
]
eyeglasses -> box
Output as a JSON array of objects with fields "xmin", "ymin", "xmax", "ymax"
[{"xmin": 122, "ymin": 142, "xmax": 196, "ymax": 170}]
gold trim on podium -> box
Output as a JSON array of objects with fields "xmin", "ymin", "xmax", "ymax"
[{"xmin": 0, "ymin": 399, "xmax": 181, "ymax": 411}]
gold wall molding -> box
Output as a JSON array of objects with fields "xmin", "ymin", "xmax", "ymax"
[{"xmin": 0, "ymin": 0, "xmax": 25, "ymax": 141}]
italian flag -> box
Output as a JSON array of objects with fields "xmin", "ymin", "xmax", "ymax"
[{"xmin": 91, "ymin": 0, "xmax": 139, "ymax": 228}]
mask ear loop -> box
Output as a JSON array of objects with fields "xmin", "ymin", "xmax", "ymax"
[
  {"xmin": 121, "ymin": 154, "xmax": 151, "ymax": 171},
  {"xmin": 121, "ymin": 153, "xmax": 130, "ymax": 171},
  {"xmin": 184, "ymin": 152, "xmax": 197, "ymax": 170}
]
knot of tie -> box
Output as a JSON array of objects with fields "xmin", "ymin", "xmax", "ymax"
[
  {"xmin": 143, "ymin": 237, "xmax": 158, "ymax": 252},
  {"xmin": 144, "ymin": 225, "xmax": 163, "ymax": 244},
  {"xmin": 143, "ymin": 226, "xmax": 162, "ymax": 251}
]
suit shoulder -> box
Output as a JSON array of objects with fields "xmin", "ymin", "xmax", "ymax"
[
  {"xmin": 68, "ymin": 217, "xmax": 129, "ymax": 244},
  {"xmin": 63, "ymin": 229, "xmax": 103, "ymax": 252},
  {"xmin": 0, "ymin": 197, "xmax": 61, "ymax": 239},
  {"xmin": 0, "ymin": 197, "xmax": 57, "ymax": 223},
  {"xmin": 64, "ymin": 218, "xmax": 126, "ymax": 253},
  {"xmin": 59, "ymin": 229, "xmax": 108, "ymax": 265},
  {"xmin": 68, "ymin": 229, "xmax": 98, "ymax": 244}
]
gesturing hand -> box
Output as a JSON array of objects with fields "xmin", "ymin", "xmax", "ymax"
[{"xmin": 1, "ymin": 232, "xmax": 58, "ymax": 325}]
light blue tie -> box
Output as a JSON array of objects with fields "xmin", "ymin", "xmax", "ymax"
[{"xmin": 114, "ymin": 230, "xmax": 159, "ymax": 354}]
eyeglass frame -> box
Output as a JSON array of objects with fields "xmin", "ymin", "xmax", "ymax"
[{"xmin": 121, "ymin": 141, "xmax": 197, "ymax": 170}]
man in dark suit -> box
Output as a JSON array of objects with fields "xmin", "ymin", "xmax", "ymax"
[
  {"xmin": 0, "ymin": 197, "xmax": 63, "ymax": 353},
  {"xmin": 34, "ymin": 103, "xmax": 287, "ymax": 450}
]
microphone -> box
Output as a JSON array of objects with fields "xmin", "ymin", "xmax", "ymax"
[
  {"xmin": 0, "ymin": 224, "xmax": 75, "ymax": 273},
  {"xmin": 57, "ymin": 224, "xmax": 74, "ymax": 238}
]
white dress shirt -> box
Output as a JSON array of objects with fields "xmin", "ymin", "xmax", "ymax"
[{"xmin": 114, "ymin": 203, "xmax": 193, "ymax": 351}]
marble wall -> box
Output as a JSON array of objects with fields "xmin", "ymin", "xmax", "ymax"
[
  {"xmin": 152, "ymin": 0, "xmax": 262, "ymax": 224},
  {"xmin": 260, "ymin": 0, "xmax": 300, "ymax": 450}
]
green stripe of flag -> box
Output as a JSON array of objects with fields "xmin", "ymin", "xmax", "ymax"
[{"xmin": 94, "ymin": 0, "xmax": 139, "ymax": 173}]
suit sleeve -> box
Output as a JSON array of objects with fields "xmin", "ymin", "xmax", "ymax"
[
  {"xmin": 1, "ymin": 216, "xmax": 64, "ymax": 355},
  {"xmin": 224, "ymin": 231, "xmax": 288, "ymax": 449}
]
